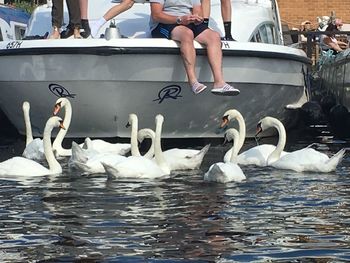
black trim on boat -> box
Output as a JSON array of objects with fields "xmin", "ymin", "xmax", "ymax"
[{"xmin": 0, "ymin": 46, "xmax": 312, "ymax": 64}]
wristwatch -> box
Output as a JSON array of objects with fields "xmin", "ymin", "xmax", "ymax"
[{"xmin": 176, "ymin": 17, "xmax": 182, "ymax": 25}]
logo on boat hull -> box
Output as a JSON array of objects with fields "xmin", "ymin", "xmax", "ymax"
[
  {"xmin": 153, "ymin": 85, "xmax": 182, "ymax": 104},
  {"xmin": 49, "ymin": 83, "xmax": 76, "ymax": 98}
]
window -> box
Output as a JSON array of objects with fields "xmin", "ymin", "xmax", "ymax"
[
  {"xmin": 249, "ymin": 23, "xmax": 279, "ymax": 44},
  {"xmin": 0, "ymin": 27, "xmax": 3, "ymax": 41}
]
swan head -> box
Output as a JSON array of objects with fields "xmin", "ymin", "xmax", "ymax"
[
  {"xmin": 22, "ymin": 101, "xmax": 30, "ymax": 112},
  {"xmin": 155, "ymin": 114, "xmax": 164, "ymax": 125},
  {"xmin": 221, "ymin": 109, "xmax": 241, "ymax": 128},
  {"xmin": 223, "ymin": 128, "xmax": 240, "ymax": 145},
  {"xmin": 48, "ymin": 116, "xmax": 65, "ymax": 129},
  {"xmin": 53, "ymin": 98, "xmax": 70, "ymax": 115},
  {"xmin": 256, "ymin": 116, "xmax": 279, "ymax": 136},
  {"xmin": 126, "ymin": 113, "xmax": 138, "ymax": 128},
  {"xmin": 138, "ymin": 128, "xmax": 155, "ymax": 143}
]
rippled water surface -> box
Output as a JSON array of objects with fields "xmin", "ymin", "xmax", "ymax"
[{"xmin": 0, "ymin": 128, "xmax": 350, "ymax": 262}]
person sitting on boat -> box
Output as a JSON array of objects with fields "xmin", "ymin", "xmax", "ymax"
[
  {"xmin": 149, "ymin": 0, "xmax": 240, "ymax": 95},
  {"xmin": 89, "ymin": 0, "xmax": 135, "ymax": 38},
  {"xmin": 319, "ymin": 21, "xmax": 348, "ymax": 54},
  {"xmin": 49, "ymin": 0, "xmax": 82, "ymax": 39},
  {"xmin": 201, "ymin": 0, "xmax": 235, "ymax": 41}
]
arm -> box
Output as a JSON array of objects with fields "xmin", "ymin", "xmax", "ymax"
[{"xmin": 323, "ymin": 36, "xmax": 343, "ymax": 52}]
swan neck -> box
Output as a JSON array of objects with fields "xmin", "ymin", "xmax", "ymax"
[
  {"xmin": 23, "ymin": 106, "xmax": 33, "ymax": 146},
  {"xmin": 53, "ymin": 101, "xmax": 72, "ymax": 151},
  {"xmin": 229, "ymin": 133, "xmax": 240, "ymax": 164},
  {"xmin": 43, "ymin": 121, "xmax": 62, "ymax": 173},
  {"xmin": 267, "ymin": 119, "xmax": 286, "ymax": 164},
  {"xmin": 155, "ymin": 118, "xmax": 170, "ymax": 174},
  {"xmin": 130, "ymin": 117, "xmax": 141, "ymax": 157},
  {"xmin": 143, "ymin": 131, "xmax": 155, "ymax": 159},
  {"xmin": 236, "ymin": 113, "xmax": 246, "ymax": 152}
]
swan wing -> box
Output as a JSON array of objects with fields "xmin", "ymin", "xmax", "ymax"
[
  {"xmin": 71, "ymin": 152, "xmax": 126, "ymax": 174},
  {"xmin": 163, "ymin": 144, "xmax": 210, "ymax": 170},
  {"xmin": 271, "ymin": 148, "xmax": 334, "ymax": 172},
  {"xmin": 103, "ymin": 156, "xmax": 166, "ymax": 179},
  {"xmin": 90, "ymin": 140, "xmax": 131, "ymax": 155},
  {"xmin": 22, "ymin": 138, "xmax": 45, "ymax": 161},
  {"xmin": 236, "ymin": 144, "xmax": 276, "ymax": 166},
  {"xmin": 204, "ymin": 162, "xmax": 246, "ymax": 183}
]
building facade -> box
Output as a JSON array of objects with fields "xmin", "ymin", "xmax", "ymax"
[{"xmin": 278, "ymin": 0, "xmax": 350, "ymax": 29}]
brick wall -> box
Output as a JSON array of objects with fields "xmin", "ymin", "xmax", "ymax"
[{"xmin": 277, "ymin": 0, "xmax": 350, "ymax": 30}]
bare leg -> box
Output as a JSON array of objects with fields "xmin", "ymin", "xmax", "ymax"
[
  {"xmin": 220, "ymin": 0, "xmax": 231, "ymax": 22},
  {"xmin": 80, "ymin": 0, "xmax": 88, "ymax": 19},
  {"xmin": 171, "ymin": 26, "xmax": 198, "ymax": 86},
  {"xmin": 195, "ymin": 29, "xmax": 225, "ymax": 88},
  {"xmin": 201, "ymin": 0, "xmax": 210, "ymax": 19}
]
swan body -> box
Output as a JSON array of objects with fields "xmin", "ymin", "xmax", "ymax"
[
  {"xmin": 204, "ymin": 128, "xmax": 246, "ymax": 183},
  {"xmin": 102, "ymin": 114, "xmax": 170, "ymax": 179},
  {"xmin": 162, "ymin": 144, "xmax": 210, "ymax": 170},
  {"xmin": 22, "ymin": 101, "xmax": 45, "ymax": 161},
  {"xmin": 0, "ymin": 116, "xmax": 64, "ymax": 176},
  {"xmin": 81, "ymin": 139, "xmax": 130, "ymax": 156},
  {"xmin": 138, "ymin": 126, "xmax": 210, "ymax": 169},
  {"xmin": 258, "ymin": 116, "xmax": 346, "ymax": 172},
  {"xmin": 221, "ymin": 109, "xmax": 287, "ymax": 166},
  {"xmin": 69, "ymin": 114, "xmax": 142, "ymax": 174}
]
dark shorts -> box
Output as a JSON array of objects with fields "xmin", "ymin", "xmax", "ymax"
[{"xmin": 151, "ymin": 22, "xmax": 208, "ymax": 39}]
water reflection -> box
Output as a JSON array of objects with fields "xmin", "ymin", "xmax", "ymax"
[{"xmin": 0, "ymin": 135, "xmax": 349, "ymax": 262}]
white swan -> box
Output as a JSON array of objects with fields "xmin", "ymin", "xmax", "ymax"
[
  {"xmin": 0, "ymin": 116, "xmax": 64, "ymax": 177},
  {"xmin": 102, "ymin": 114, "xmax": 171, "ymax": 179},
  {"xmin": 221, "ymin": 109, "xmax": 288, "ymax": 166},
  {"xmin": 204, "ymin": 128, "xmax": 246, "ymax": 183},
  {"xmin": 137, "ymin": 125, "xmax": 210, "ymax": 170},
  {"xmin": 68, "ymin": 113, "xmax": 150, "ymax": 174},
  {"xmin": 52, "ymin": 98, "xmax": 73, "ymax": 157},
  {"xmin": 22, "ymin": 101, "xmax": 45, "ymax": 161},
  {"xmin": 258, "ymin": 116, "xmax": 347, "ymax": 172}
]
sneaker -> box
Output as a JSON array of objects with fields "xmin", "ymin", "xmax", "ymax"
[{"xmin": 211, "ymin": 83, "xmax": 240, "ymax": 96}]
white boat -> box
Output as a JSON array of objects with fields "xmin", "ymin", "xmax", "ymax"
[
  {"xmin": 0, "ymin": 0, "xmax": 310, "ymax": 138},
  {"xmin": 0, "ymin": 4, "xmax": 29, "ymax": 41}
]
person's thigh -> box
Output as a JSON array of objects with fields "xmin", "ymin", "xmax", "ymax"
[
  {"xmin": 171, "ymin": 26, "xmax": 195, "ymax": 42},
  {"xmin": 195, "ymin": 27, "xmax": 220, "ymax": 45}
]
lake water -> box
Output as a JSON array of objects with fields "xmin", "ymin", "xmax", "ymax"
[{"xmin": 0, "ymin": 125, "xmax": 349, "ymax": 262}]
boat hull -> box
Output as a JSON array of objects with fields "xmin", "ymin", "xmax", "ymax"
[{"xmin": 0, "ymin": 41, "xmax": 309, "ymax": 138}]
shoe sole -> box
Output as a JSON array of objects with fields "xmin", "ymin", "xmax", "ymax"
[{"xmin": 211, "ymin": 90, "xmax": 240, "ymax": 96}]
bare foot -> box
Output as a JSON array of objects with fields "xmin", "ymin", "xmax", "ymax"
[{"xmin": 49, "ymin": 26, "xmax": 60, "ymax": 39}]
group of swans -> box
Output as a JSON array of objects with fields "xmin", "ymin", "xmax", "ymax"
[
  {"xmin": 70, "ymin": 113, "xmax": 210, "ymax": 177},
  {"xmin": 0, "ymin": 116, "xmax": 65, "ymax": 176},
  {"xmin": 22, "ymin": 98, "xmax": 131, "ymax": 161},
  {"xmin": 220, "ymin": 109, "xmax": 346, "ymax": 173},
  {"xmin": 7, "ymin": 101, "xmax": 346, "ymax": 179}
]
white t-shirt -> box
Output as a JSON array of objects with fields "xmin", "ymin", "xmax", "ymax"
[{"xmin": 149, "ymin": 0, "xmax": 201, "ymax": 31}]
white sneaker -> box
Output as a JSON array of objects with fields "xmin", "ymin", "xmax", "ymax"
[{"xmin": 211, "ymin": 83, "xmax": 240, "ymax": 96}]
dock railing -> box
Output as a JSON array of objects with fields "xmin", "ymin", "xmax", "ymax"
[{"xmin": 283, "ymin": 30, "xmax": 350, "ymax": 67}]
